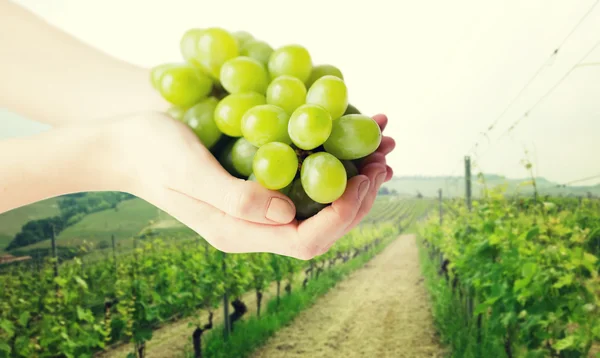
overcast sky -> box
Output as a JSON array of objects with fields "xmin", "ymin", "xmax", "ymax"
[{"xmin": 2, "ymin": 0, "xmax": 599, "ymax": 185}]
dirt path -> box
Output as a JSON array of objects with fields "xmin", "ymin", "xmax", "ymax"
[{"xmin": 252, "ymin": 234, "xmax": 447, "ymax": 358}]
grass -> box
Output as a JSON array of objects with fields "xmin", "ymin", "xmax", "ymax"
[
  {"xmin": 196, "ymin": 235, "xmax": 397, "ymax": 358},
  {"xmin": 0, "ymin": 234, "xmax": 12, "ymax": 253},
  {"xmin": 416, "ymin": 236, "xmax": 506, "ymax": 358}
]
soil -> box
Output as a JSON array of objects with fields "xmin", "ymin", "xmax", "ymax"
[{"xmin": 251, "ymin": 234, "xmax": 447, "ymax": 358}]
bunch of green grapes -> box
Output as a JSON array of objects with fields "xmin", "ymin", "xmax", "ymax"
[{"xmin": 151, "ymin": 28, "xmax": 382, "ymax": 219}]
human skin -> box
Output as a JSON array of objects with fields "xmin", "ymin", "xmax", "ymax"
[{"xmin": 0, "ymin": 1, "xmax": 396, "ymax": 259}]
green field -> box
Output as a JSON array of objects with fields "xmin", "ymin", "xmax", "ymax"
[{"xmin": 0, "ymin": 197, "xmax": 60, "ymax": 252}]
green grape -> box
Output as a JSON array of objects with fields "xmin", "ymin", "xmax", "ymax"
[
  {"xmin": 288, "ymin": 104, "xmax": 332, "ymax": 150},
  {"xmin": 323, "ymin": 114, "xmax": 382, "ymax": 160},
  {"xmin": 150, "ymin": 63, "xmax": 179, "ymax": 90},
  {"xmin": 288, "ymin": 178, "xmax": 327, "ymax": 220},
  {"xmin": 241, "ymin": 39, "xmax": 274, "ymax": 66},
  {"xmin": 253, "ymin": 142, "xmax": 298, "ymax": 190},
  {"xmin": 301, "ymin": 152, "xmax": 347, "ymax": 204},
  {"xmin": 193, "ymin": 28, "xmax": 239, "ymax": 79},
  {"xmin": 214, "ymin": 92, "xmax": 266, "ymax": 137},
  {"xmin": 306, "ymin": 75, "xmax": 348, "ymax": 120},
  {"xmin": 210, "ymin": 134, "xmax": 234, "ymax": 157},
  {"xmin": 306, "ymin": 64, "xmax": 343, "ymax": 88},
  {"xmin": 180, "ymin": 28, "xmax": 204, "ymax": 67},
  {"xmin": 241, "ymin": 104, "xmax": 291, "ymax": 147},
  {"xmin": 220, "ymin": 56, "xmax": 268, "ymax": 94},
  {"xmin": 266, "ymin": 75, "xmax": 307, "ymax": 115},
  {"xmin": 233, "ymin": 31, "xmax": 254, "ymax": 47},
  {"xmin": 344, "ymin": 103, "xmax": 361, "ymax": 115},
  {"xmin": 268, "ymin": 45, "xmax": 312, "ymax": 83},
  {"xmin": 158, "ymin": 65, "xmax": 213, "ymax": 107},
  {"xmin": 248, "ymin": 172, "xmax": 292, "ymax": 195},
  {"xmin": 231, "ymin": 138, "xmax": 258, "ymax": 177},
  {"xmin": 166, "ymin": 106, "xmax": 188, "ymax": 122},
  {"xmin": 341, "ymin": 160, "xmax": 359, "ymax": 179},
  {"xmin": 182, "ymin": 97, "xmax": 222, "ymax": 149},
  {"xmin": 218, "ymin": 139, "xmax": 242, "ymax": 178}
]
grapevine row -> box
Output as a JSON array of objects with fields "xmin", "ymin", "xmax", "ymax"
[{"xmin": 0, "ymin": 199, "xmax": 420, "ymax": 358}]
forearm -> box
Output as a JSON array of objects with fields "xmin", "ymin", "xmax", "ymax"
[
  {"xmin": 0, "ymin": 122, "xmax": 133, "ymax": 214},
  {"xmin": 0, "ymin": 1, "xmax": 168, "ymax": 126}
]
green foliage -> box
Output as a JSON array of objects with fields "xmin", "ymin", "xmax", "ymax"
[{"xmin": 419, "ymin": 193, "xmax": 600, "ymax": 357}]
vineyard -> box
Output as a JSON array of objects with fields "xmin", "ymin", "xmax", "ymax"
[
  {"xmin": 419, "ymin": 189, "xmax": 600, "ymax": 357},
  {"xmin": 0, "ymin": 198, "xmax": 428, "ymax": 358}
]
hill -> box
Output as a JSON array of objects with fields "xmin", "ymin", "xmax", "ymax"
[
  {"xmin": 0, "ymin": 198, "xmax": 60, "ymax": 252},
  {"xmin": 382, "ymin": 175, "xmax": 600, "ymax": 198},
  {"xmin": 13, "ymin": 198, "xmax": 180, "ymax": 252}
]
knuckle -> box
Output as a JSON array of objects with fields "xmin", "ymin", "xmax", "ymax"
[
  {"xmin": 292, "ymin": 243, "xmax": 319, "ymax": 261},
  {"xmin": 223, "ymin": 183, "xmax": 257, "ymax": 217}
]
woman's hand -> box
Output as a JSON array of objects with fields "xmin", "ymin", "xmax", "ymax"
[{"xmin": 109, "ymin": 112, "xmax": 395, "ymax": 260}]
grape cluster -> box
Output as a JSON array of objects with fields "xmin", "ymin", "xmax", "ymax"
[{"xmin": 151, "ymin": 28, "xmax": 382, "ymax": 219}]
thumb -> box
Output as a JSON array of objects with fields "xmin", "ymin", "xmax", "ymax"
[
  {"xmin": 165, "ymin": 144, "xmax": 296, "ymax": 225},
  {"xmin": 218, "ymin": 177, "xmax": 297, "ymax": 224}
]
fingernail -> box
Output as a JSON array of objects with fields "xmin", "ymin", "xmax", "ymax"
[
  {"xmin": 266, "ymin": 197, "xmax": 295, "ymax": 223},
  {"xmin": 357, "ymin": 179, "xmax": 370, "ymax": 202}
]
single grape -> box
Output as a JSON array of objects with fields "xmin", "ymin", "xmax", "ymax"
[
  {"xmin": 182, "ymin": 97, "xmax": 222, "ymax": 149},
  {"xmin": 266, "ymin": 75, "xmax": 307, "ymax": 115},
  {"xmin": 253, "ymin": 142, "xmax": 298, "ymax": 190},
  {"xmin": 341, "ymin": 160, "xmax": 359, "ymax": 179},
  {"xmin": 158, "ymin": 65, "xmax": 213, "ymax": 107},
  {"xmin": 214, "ymin": 92, "xmax": 266, "ymax": 137},
  {"xmin": 231, "ymin": 137, "xmax": 258, "ymax": 177},
  {"xmin": 301, "ymin": 152, "xmax": 347, "ymax": 204},
  {"xmin": 344, "ymin": 103, "xmax": 361, "ymax": 115},
  {"xmin": 241, "ymin": 104, "xmax": 291, "ymax": 147},
  {"xmin": 220, "ymin": 56, "xmax": 268, "ymax": 94},
  {"xmin": 218, "ymin": 139, "xmax": 242, "ymax": 178},
  {"xmin": 241, "ymin": 39, "xmax": 274, "ymax": 66},
  {"xmin": 180, "ymin": 28, "xmax": 204, "ymax": 68},
  {"xmin": 233, "ymin": 31, "xmax": 254, "ymax": 47},
  {"xmin": 166, "ymin": 106, "xmax": 188, "ymax": 122},
  {"xmin": 248, "ymin": 172, "xmax": 292, "ymax": 195},
  {"xmin": 288, "ymin": 178, "xmax": 327, "ymax": 220},
  {"xmin": 323, "ymin": 114, "xmax": 382, "ymax": 160},
  {"xmin": 288, "ymin": 104, "xmax": 332, "ymax": 150},
  {"xmin": 306, "ymin": 75, "xmax": 348, "ymax": 120},
  {"xmin": 268, "ymin": 45, "xmax": 312, "ymax": 83},
  {"xmin": 193, "ymin": 28, "xmax": 239, "ymax": 79},
  {"xmin": 150, "ymin": 63, "xmax": 179, "ymax": 90},
  {"xmin": 306, "ymin": 64, "xmax": 343, "ymax": 88}
]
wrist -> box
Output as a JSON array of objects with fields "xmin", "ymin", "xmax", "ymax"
[{"xmin": 0, "ymin": 122, "xmax": 137, "ymax": 213}]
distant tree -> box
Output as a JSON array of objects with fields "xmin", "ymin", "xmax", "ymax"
[
  {"xmin": 378, "ymin": 187, "xmax": 390, "ymax": 195},
  {"xmin": 391, "ymin": 189, "xmax": 398, "ymax": 196},
  {"xmin": 416, "ymin": 191, "xmax": 423, "ymax": 199}
]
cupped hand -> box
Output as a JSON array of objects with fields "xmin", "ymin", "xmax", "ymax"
[{"xmin": 111, "ymin": 112, "xmax": 395, "ymax": 260}]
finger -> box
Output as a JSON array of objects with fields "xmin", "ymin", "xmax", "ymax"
[
  {"xmin": 347, "ymin": 163, "xmax": 388, "ymax": 230},
  {"xmin": 373, "ymin": 114, "xmax": 388, "ymax": 131},
  {"xmin": 295, "ymin": 175, "xmax": 370, "ymax": 259},
  {"xmin": 376, "ymin": 136, "xmax": 396, "ymax": 156},
  {"xmin": 170, "ymin": 146, "xmax": 296, "ymax": 225},
  {"xmin": 385, "ymin": 165, "xmax": 394, "ymax": 182},
  {"xmin": 155, "ymin": 188, "xmax": 297, "ymax": 255},
  {"xmin": 359, "ymin": 152, "xmax": 386, "ymax": 170}
]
